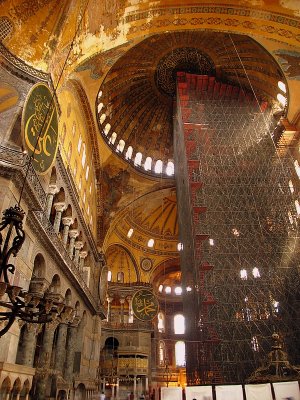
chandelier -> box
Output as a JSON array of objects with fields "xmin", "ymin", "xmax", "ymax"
[{"xmin": 0, "ymin": 205, "xmax": 74, "ymax": 337}]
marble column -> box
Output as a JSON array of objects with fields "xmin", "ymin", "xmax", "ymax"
[
  {"xmin": 120, "ymin": 297, "xmax": 125, "ymax": 324},
  {"xmin": 73, "ymin": 241, "xmax": 83, "ymax": 266},
  {"xmin": 45, "ymin": 185, "xmax": 58, "ymax": 220},
  {"xmin": 18, "ymin": 323, "xmax": 40, "ymax": 367},
  {"xmin": 35, "ymin": 321, "xmax": 59, "ymax": 400},
  {"xmin": 79, "ymin": 251, "xmax": 88, "ymax": 272},
  {"xmin": 107, "ymin": 296, "xmax": 113, "ymax": 322},
  {"xmin": 53, "ymin": 202, "xmax": 66, "ymax": 234},
  {"xmin": 133, "ymin": 376, "xmax": 137, "ymax": 400},
  {"xmin": 64, "ymin": 324, "xmax": 78, "ymax": 383},
  {"xmin": 62, "ymin": 217, "xmax": 73, "ymax": 246},
  {"xmin": 127, "ymin": 296, "xmax": 133, "ymax": 323},
  {"xmin": 116, "ymin": 378, "xmax": 120, "ymax": 400},
  {"xmin": 54, "ymin": 323, "xmax": 68, "ymax": 373},
  {"xmin": 68, "ymin": 229, "xmax": 79, "ymax": 259}
]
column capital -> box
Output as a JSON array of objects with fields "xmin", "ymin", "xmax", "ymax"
[
  {"xmin": 48, "ymin": 184, "xmax": 59, "ymax": 195},
  {"xmin": 54, "ymin": 202, "xmax": 66, "ymax": 212},
  {"xmin": 74, "ymin": 240, "xmax": 84, "ymax": 250},
  {"xmin": 79, "ymin": 250, "xmax": 88, "ymax": 259},
  {"xmin": 69, "ymin": 229, "xmax": 79, "ymax": 239},
  {"xmin": 120, "ymin": 297, "xmax": 125, "ymax": 304},
  {"xmin": 107, "ymin": 296, "xmax": 113, "ymax": 303},
  {"xmin": 62, "ymin": 216, "xmax": 73, "ymax": 226}
]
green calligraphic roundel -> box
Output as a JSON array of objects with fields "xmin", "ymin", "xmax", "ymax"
[
  {"xmin": 22, "ymin": 83, "xmax": 58, "ymax": 174},
  {"xmin": 132, "ymin": 289, "xmax": 159, "ymax": 321}
]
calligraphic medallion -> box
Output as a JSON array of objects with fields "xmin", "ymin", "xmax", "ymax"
[
  {"xmin": 22, "ymin": 83, "xmax": 58, "ymax": 174},
  {"xmin": 132, "ymin": 289, "xmax": 159, "ymax": 321}
]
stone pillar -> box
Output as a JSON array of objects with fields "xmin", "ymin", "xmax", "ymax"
[
  {"xmin": 79, "ymin": 251, "xmax": 88, "ymax": 272},
  {"xmin": 35, "ymin": 321, "xmax": 59, "ymax": 400},
  {"xmin": 107, "ymin": 296, "xmax": 113, "ymax": 322},
  {"xmin": 64, "ymin": 324, "xmax": 78, "ymax": 383},
  {"xmin": 127, "ymin": 296, "xmax": 133, "ymax": 323},
  {"xmin": 54, "ymin": 323, "xmax": 68, "ymax": 373},
  {"xmin": 62, "ymin": 217, "xmax": 73, "ymax": 246},
  {"xmin": 120, "ymin": 297, "xmax": 125, "ymax": 324},
  {"xmin": 145, "ymin": 376, "xmax": 149, "ymax": 394},
  {"xmin": 133, "ymin": 376, "xmax": 137, "ymax": 399},
  {"xmin": 73, "ymin": 241, "xmax": 83, "ymax": 266},
  {"xmin": 116, "ymin": 378, "xmax": 120, "ymax": 400},
  {"xmin": 68, "ymin": 230, "xmax": 79, "ymax": 259},
  {"xmin": 45, "ymin": 185, "xmax": 58, "ymax": 219},
  {"xmin": 18, "ymin": 323, "xmax": 40, "ymax": 367},
  {"xmin": 53, "ymin": 202, "xmax": 66, "ymax": 234}
]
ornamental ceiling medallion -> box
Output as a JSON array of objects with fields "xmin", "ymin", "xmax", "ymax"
[
  {"xmin": 22, "ymin": 83, "xmax": 58, "ymax": 175},
  {"xmin": 132, "ymin": 289, "xmax": 159, "ymax": 321},
  {"xmin": 155, "ymin": 47, "xmax": 215, "ymax": 96}
]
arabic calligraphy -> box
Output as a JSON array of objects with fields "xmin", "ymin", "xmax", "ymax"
[
  {"xmin": 22, "ymin": 83, "xmax": 58, "ymax": 174},
  {"xmin": 132, "ymin": 289, "xmax": 159, "ymax": 321}
]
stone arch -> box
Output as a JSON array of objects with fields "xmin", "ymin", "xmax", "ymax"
[
  {"xmin": 48, "ymin": 274, "xmax": 61, "ymax": 295},
  {"xmin": 65, "ymin": 288, "xmax": 72, "ymax": 306},
  {"xmin": 20, "ymin": 379, "xmax": 30, "ymax": 399},
  {"xmin": 31, "ymin": 253, "xmax": 46, "ymax": 279},
  {"xmin": 74, "ymin": 300, "xmax": 81, "ymax": 316},
  {"xmin": 75, "ymin": 383, "xmax": 86, "ymax": 400},
  {"xmin": 49, "ymin": 166, "xmax": 57, "ymax": 185},
  {"xmin": 11, "ymin": 378, "xmax": 21, "ymax": 399},
  {"xmin": 0, "ymin": 376, "xmax": 11, "ymax": 397}
]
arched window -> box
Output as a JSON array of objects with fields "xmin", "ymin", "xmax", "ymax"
[
  {"xmin": 166, "ymin": 161, "xmax": 174, "ymax": 176},
  {"xmin": 277, "ymin": 93, "xmax": 286, "ymax": 107},
  {"xmin": 109, "ymin": 132, "xmax": 117, "ymax": 145},
  {"xmin": 104, "ymin": 123, "xmax": 111, "ymax": 135},
  {"xmin": 175, "ymin": 341, "xmax": 186, "ymax": 366},
  {"xmin": 98, "ymin": 102, "xmax": 104, "ymax": 113},
  {"xmin": 147, "ymin": 238, "xmax": 154, "ymax": 248},
  {"xmin": 116, "ymin": 139, "xmax": 125, "ymax": 153},
  {"xmin": 289, "ymin": 180, "xmax": 294, "ymax": 193},
  {"xmin": 240, "ymin": 269, "xmax": 247, "ymax": 280},
  {"xmin": 100, "ymin": 113, "xmax": 106, "ymax": 124},
  {"xmin": 98, "ymin": 91, "xmax": 103, "ymax": 99},
  {"xmin": 294, "ymin": 160, "xmax": 300, "ymax": 179},
  {"xmin": 107, "ymin": 271, "xmax": 112, "ymax": 281},
  {"xmin": 278, "ymin": 81, "xmax": 286, "ymax": 93},
  {"xmin": 77, "ymin": 135, "xmax": 82, "ymax": 153},
  {"xmin": 81, "ymin": 143, "xmax": 86, "ymax": 167},
  {"xmin": 155, "ymin": 160, "xmax": 163, "ymax": 174},
  {"xmin": 67, "ymin": 143, "xmax": 72, "ymax": 160},
  {"xmin": 295, "ymin": 199, "xmax": 300, "ymax": 215},
  {"xmin": 159, "ymin": 340, "xmax": 166, "ymax": 366},
  {"xmin": 125, "ymin": 146, "xmax": 133, "ymax": 160},
  {"xmin": 85, "ymin": 165, "xmax": 90, "ymax": 181},
  {"xmin": 117, "ymin": 272, "xmax": 124, "ymax": 283},
  {"xmin": 134, "ymin": 152, "xmax": 143, "ymax": 166},
  {"xmin": 157, "ymin": 312, "xmax": 165, "ymax": 333},
  {"xmin": 174, "ymin": 314, "xmax": 185, "ymax": 334},
  {"xmin": 127, "ymin": 228, "xmax": 133, "ymax": 238},
  {"xmin": 144, "ymin": 157, "xmax": 152, "ymax": 171}
]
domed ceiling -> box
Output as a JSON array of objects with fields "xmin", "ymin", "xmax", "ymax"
[
  {"xmin": 105, "ymin": 187, "xmax": 179, "ymax": 256},
  {"xmin": 96, "ymin": 31, "xmax": 285, "ymax": 176}
]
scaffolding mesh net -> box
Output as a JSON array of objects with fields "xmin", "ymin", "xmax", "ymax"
[{"xmin": 174, "ymin": 73, "xmax": 300, "ymax": 385}]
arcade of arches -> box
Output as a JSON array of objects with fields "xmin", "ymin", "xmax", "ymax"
[{"xmin": 0, "ymin": 0, "xmax": 300, "ymax": 399}]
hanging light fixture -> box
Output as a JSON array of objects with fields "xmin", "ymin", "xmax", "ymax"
[{"xmin": 0, "ymin": 205, "xmax": 75, "ymax": 336}]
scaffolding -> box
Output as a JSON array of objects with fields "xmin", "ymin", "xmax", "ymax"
[{"xmin": 174, "ymin": 73, "xmax": 300, "ymax": 385}]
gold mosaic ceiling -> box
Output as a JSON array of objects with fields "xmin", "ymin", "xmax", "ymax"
[{"xmin": 97, "ymin": 31, "xmax": 285, "ymax": 171}]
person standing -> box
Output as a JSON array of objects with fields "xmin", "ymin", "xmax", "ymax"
[{"xmin": 100, "ymin": 391, "xmax": 105, "ymax": 400}]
